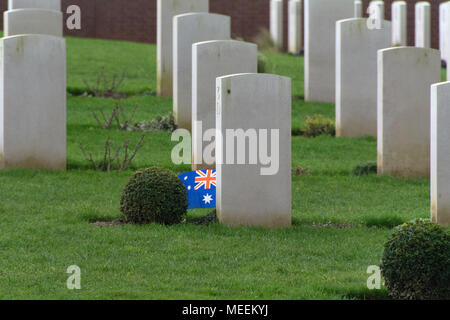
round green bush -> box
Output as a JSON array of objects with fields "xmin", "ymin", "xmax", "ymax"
[
  {"xmin": 381, "ymin": 220, "xmax": 450, "ymax": 300},
  {"xmin": 120, "ymin": 167, "xmax": 188, "ymax": 225}
]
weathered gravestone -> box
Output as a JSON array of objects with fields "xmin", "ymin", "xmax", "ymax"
[
  {"xmin": 288, "ymin": 0, "xmax": 302, "ymax": 54},
  {"xmin": 440, "ymin": 2, "xmax": 450, "ymax": 81},
  {"xmin": 304, "ymin": 0, "xmax": 354, "ymax": 103},
  {"xmin": 270, "ymin": 0, "xmax": 283, "ymax": 50},
  {"xmin": 216, "ymin": 73, "xmax": 291, "ymax": 228},
  {"xmin": 4, "ymin": 9, "xmax": 63, "ymax": 37},
  {"xmin": 368, "ymin": 0, "xmax": 384, "ymax": 20},
  {"xmin": 440, "ymin": 2, "xmax": 450, "ymax": 62},
  {"xmin": 336, "ymin": 17, "xmax": 391, "ymax": 138},
  {"xmin": 192, "ymin": 40, "xmax": 257, "ymax": 170},
  {"xmin": 377, "ymin": 47, "xmax": 440, "ymax": 178},
  {"xmin": 0, "ymin": 35, "xmax": 66, "ymax": 170},
  {"xmin": 392, "ymin": 1, "xmax": 407, "ymax": 46},
  {"xmin": 431, "ymin": 81, "xmax": 450, "ymax": 226},
  {"xmin": 157, "ymin": 0, "xmax": 209, "ymax": 98},
  {"xmin": 8, "ymin": 0, "xmax": 60, "ymax": 10},
  {"xmin": 415, "ymin": 2, "xmax": 430, "ymax": 48},
  {"xmin": 173, "ymin": 13, "xmax": 230, "ymax": 131},
  {"xmin": 354, "ymin": 0, "xmax": 362, "ymax": 18}
]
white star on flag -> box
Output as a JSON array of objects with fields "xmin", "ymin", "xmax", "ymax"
[{"xmin": 203, "ymin": 193, "xmax": 213, "ymax": 204}]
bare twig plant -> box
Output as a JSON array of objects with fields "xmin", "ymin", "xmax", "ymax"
[
  {"xmin": 92, "ymin": 99, "xmax": 139, "ymax": 131},
  {"xmin": 114, "ymin": 101, "xmax": 139, "ymax": 131},
  {"xmin": 79, "ymin": 133, "xmax": 146, "ymax": 172},
  {"xmin": 83, "ymin": 67, "xmax": 127, "ymax": 98},
  {"xmin": 92, "ymin": 108, "xmax": 116, "ymax": 129}
]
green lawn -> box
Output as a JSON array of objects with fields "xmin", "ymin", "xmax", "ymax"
[{"xmin": 0, "ymin": 36, "xmax": 446, "ymax": 300}]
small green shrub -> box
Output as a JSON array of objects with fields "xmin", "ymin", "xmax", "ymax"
[
  {"xmin": 252, "ymin": 28, "xmax": 277, "ymax": 52},
  {"xmin": 120, "ymin": 168, "xmax": 188, "ymax": 225},
  {"xmin": 303, "ymin": 115, "xmax": 335, "ymax": 138},
  {"xmin": 381, "ymin": 220, "xmax": 450, "ymax": 300},
  {"xmin": 258, "ymin": 52, "xmax": 272, "ymax": 73}
]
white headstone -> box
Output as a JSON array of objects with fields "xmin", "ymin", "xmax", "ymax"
[
  {"xmin": 368, "ymin": 1, "xmax": 385, "ymax": 20},
  {"xmin": 8, "ymin": 0, "xmax": 60, "ymax": 10},
  {"xmin": 288, "ymin": 0, "xmax": 302, "ymax": 54},
  {"xmin": 415, "ymin": 2, "xmax": 430, "ymax": 48},
  {"xmin": 270, "ymin": 0, "xmax": 284, "ymax": 50},
  {"xmin": 192, "ymin": 40, "xmax": 258, "ymax": 170},
  {"xmin": 4, "ymin": 9, "xmax": 63, "ymax": 37},
  {"xmin": 431, "ymin": 81, "xmax": 450, "ymax": 227},
  {"xmin": 377, "ymin": 47, "xmax": 440, "ymax": 178},
  {"xmin": 336, "ymin": 18, "xmax": 391, "ymax": 138},
  {"xmin": 392, "ymin": 1, "xmax": 407, "ymax": 46},
  {"xmin": 354, "ymin": 0, "xmax": 362, "ymax": 18},
  {"xmin": 0, "ymin": 35, "xmax": 66, "ymax": 170},
  {"xmin": 440, "ymin": 2, "xmax": 450, "ymax": 61},
  {"xmin": 173, "ymin": 13, "xmax": 230, "ymax": 131},
  {"xmin": 216, "ymin": 73, "xmax": 291, "ymax": 228},
  {"xmin": 305, "ymin": 0, "xmax": 354, "ymax": 103},
  {"xmin": 157, "ymin": 0, "xmax": 209, "ymax": 97}
]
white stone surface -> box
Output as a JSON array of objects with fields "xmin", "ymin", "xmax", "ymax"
[
  {"xmin": 392, "ymin": 1, "xmax": 407, "ymax": 46},
  {"xmin": 8, "ymin": 0, "xmax": 60, "ymax": 10},
  {"xmin": 354, "ymin": 0, "xmax": 362, "ymax": 18},
  {"xmin": 305, "ymin": 0, "xmax": 354, "ymax": 103},
  {"xmin": 431, "ymin": 81, "xmax": 450, "ymax": 226},
  {"xmin": 216, "ymin": 73, "xmax": 291, "ymax": 228},
  {"xmin": 4, "ymin": 9, "xmax": 63, "ymax": 37},
  {"xmin": 336, "ymin": 18, "xmax": 391, "ymax": 138},
  {"xmin": 271, "ymin": 0, "xmax": 284, "ymax": 50},
  {"xmin": 157, "ymin": 0, "xmax": 209, "ymax": 97},
  {"xmin": 192, "ymin": 40, "xmax": 257, "ymax": 170},
  {"xmin": 173, "ymin": 13, "xmax": 230, "ymax": 131},
  {"xmin": 288, "ymin": 0, "xmax": 302, "ymax": 54},
  {"xmin": 415, "ymin": 2, "xmax": 430, "ymax": 48},
  {"xmin": 368, "ymin": 1, "xmax": 384, "ymax": 20},
  {"xmin": 0, "ymin": 34, "xmax": 66, "ymax": 170},
  {"xmin": 377, "ymin": 47, "xmax": 440, "ymax": 178},
  {"xmin": 440, "ymin": 2, "xmax": 450, "ymax": 61}
]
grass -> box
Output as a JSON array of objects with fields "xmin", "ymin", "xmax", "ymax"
[{"xmin": 0, "ymin": 35, "xmax": 447, "ymax": 300}]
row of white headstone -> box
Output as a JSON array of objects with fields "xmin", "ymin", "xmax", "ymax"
[
  {"xmin": 157, "ymin": 0, "xmax": 303, "ymax": 98},
  {"xmin": 269, "ymin": 0, "xmax": 303, "ymax": 54},
  {"xmin": 0, "ymin": 0, "xmax": 66, "ymax": 171},
  {"xmin": 329, "ymin": 0, "xmax": 448, "ymax": 226},
  {"xmin": 158, "ymin": 1, "xmax": 292, "ymax": 228},
  {"xmin": 305, "ymin": 0, "xmax": 433, "ymax": 104}
]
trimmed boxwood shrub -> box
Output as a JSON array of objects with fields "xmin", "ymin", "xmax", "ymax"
[
  {"xmin": 120, "ymin": 167, "xmax": 188, "ymax": 225},
  {"xmin": 381, "ymin": 220, "xmax": 450, "ymax": 300}
]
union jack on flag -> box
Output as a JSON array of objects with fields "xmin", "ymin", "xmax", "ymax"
[
  {"xmin": 194, "ymin": 170, "xmax": 217, "ymax": 190},
  {"xmin": 178, "ymin": 170, "xmax": 217, "ymax": 209}
]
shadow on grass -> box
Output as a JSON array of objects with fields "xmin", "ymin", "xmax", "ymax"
[
  {"xmin": 67, "ymin": 160, "xmax": 140, "ymax": 172},
  {"xmin": 362, "ymin": 215, "xmax": 406, "ymax": 229},
  {"xmin": 343, "ymin": 287, "xmax": 391, "ymax": 300},
  {"xmin": 292, "ymin": 94, "xmax": 304, "ymax": 101},
  {"xmin": 353, "ymin": 162, "xmax": 377, "ymax": 176},
  {"xmin": 67, "ymin": 86, "xmax": 156, "ymax": 98}
]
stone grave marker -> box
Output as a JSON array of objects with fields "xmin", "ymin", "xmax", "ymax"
[
  {"xmin": 216, "ymin": 73, "xmax": 291, "ymax": 228},
  {"xmin": 0, "ymin": 35, "xmax": 66, "ymax": 170},
  {"xmin": 192, "ymin": 40, "xmax": 257, "ymax": 170},
  {"xmin": 173, "ymin": 12, "xmax": 230, "ymax": 131},
  {"xmin": 377, "ymin": 47, "xmax": 440, "ymax": 178},
  {"xmin": 157, "ymin": 0, "xmax": 209, "ymax": 97}
]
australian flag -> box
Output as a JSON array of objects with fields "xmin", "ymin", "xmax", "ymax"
[{"xmin": 178, "ymin": 170, "xmax": 216, "ymax": 209}]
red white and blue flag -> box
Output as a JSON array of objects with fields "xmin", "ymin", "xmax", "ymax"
[{"xmin": 178, "ymin": 170, "xmax": 216, "ymax": 209}]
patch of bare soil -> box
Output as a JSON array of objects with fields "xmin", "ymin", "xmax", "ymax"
[
  {"xmin": 92, "ymin": 219, "xmax": 128, "ymax": 227},
  {"xmin": 311, "ymin": 221, "xmax": 358, "ymax": 229}
]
